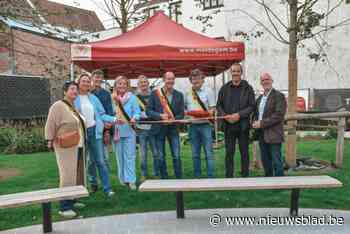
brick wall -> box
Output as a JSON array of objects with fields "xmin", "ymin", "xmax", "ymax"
[{"xmin": 11, "ymin": 29, "xmax": 72, "ymax": 103}]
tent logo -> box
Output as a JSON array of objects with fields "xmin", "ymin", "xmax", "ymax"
[
  {"xmin": 71, "ymin": 44, "xmax": 92, "ymax": 60},
  {"xmin": 179, "ymin": 47, "xmax": 239, "ymax": 54}
]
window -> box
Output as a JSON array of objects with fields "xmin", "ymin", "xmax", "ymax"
[
  {"xmin": 203, "ymin": 0, "xmax": 224, "ymax": 10},
  {"xmin": 169, "ymin": 1, "xmax": 182, "ymax": 24}
]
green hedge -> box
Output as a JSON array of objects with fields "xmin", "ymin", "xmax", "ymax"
[{"xmin": 0, "ymin": 127, "xmax": 47, "ymax": 154}]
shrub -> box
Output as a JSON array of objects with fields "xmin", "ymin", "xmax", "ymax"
[{"xmin": 0, "ymin": 127, "xmax": 47, "ymax": 154}]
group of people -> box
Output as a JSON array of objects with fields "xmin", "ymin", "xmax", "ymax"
[{"xmin": 45, "ymin": 63, "xmax": 287, "ymax": 218}]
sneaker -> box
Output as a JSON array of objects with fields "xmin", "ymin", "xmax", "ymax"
[
  {"xmin": 73, "ymin": 202, "xmax": 86, "ymax": 209},
  {"xmin": 129, "ymin": 183, "xmax": 137, "ymax": 191},
  {"xmin": 58, "ymin": 210, "xmax": 77, "ymax": 219},
  {"xmin": 91, "ymin": 185, "xmax": 98, "ymax": 194},
  {"xmin": 107, "ymin": 191, "xmax": 115, "ymax": 197}
]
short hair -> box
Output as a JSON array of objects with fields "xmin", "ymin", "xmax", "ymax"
[
  {"xmin": 91, "ymin": 69, "xmax": 104, "ymax": 78},
  {"xmin": 62, "ymin": 81, "xmax": 78, "ymax": 93},
  {"xmin": 77, "ymin": 73, "xmax": 91, "ymax": 84},
  {"xmin": 163, "ymin": 71, "xmax": 175, "ymax": 79},
  {"xmin": 189, "ymin": 69, "xmax": 205, "ymax": 81},
  {"xmin": 231, "ymin": 63, "xmax": 243, "ymax": 74}
]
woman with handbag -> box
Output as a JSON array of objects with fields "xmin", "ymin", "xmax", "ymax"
[
  {"xmin": 45, "ymin": 81, "xmax": 86, "ymax": 218},
  {"xmin": 112, "ymin": 76, "xmax": 141, "ymax": 190}
]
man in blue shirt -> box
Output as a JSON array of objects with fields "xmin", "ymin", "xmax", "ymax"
[{"xmin": 90, "ymin": 69, "xmax": 114, "ymax": 193}]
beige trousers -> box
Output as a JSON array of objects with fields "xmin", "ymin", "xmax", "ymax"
[{"xmin": 54, "ymin": 145, "xmax": 79, "ymax": 187}]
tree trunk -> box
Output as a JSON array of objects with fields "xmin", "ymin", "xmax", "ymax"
[{"xmin": 286, "ymin": 0, "xmax": 298, "ymax": 168}]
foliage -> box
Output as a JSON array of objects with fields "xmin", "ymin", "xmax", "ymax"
[{"xmin": 0, "ymin": 127, "xmax": 47, "ymax": 154}]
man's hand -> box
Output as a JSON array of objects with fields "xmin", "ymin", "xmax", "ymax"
[
  {"xmin": 116, "ymin": 119, "xmax": 125, "ymax": 124},
  {"xmin": 224, "ymin": 113, "xmax": 240, "ymax": 123},
  {"xmin": 160, "ymin": 113, "xmax": 169, "ymax": 120},
  {"xmin": 252, "ymin": 121, "xmax": 261, "ymax": 129},
  {"xmin": 130, "ymin": 118, "xmax": 136, "ymax": 124}
]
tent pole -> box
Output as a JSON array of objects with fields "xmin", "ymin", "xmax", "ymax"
[
  {"xmin": 70, "ymin": 63, "xmax": 74, "ymax": 81},
  {"xmin": 213, "ymin": 75, "xmax": 218, "ymax": 148}
]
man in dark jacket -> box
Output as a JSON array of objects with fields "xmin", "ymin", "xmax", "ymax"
[
  {"xmin": 217, "ymin": 63, "xmax": 255, "ymax": 177},
  {"xmin": 146, "ymin": 71, "xmax": 184, "ymax": 179},
  {"xmin": 252, "ymin": 72, "xmax": 286, "ymax": 177}
]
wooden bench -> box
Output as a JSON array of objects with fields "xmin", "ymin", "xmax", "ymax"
[
  {"xmin": 0, "ymin": 186, "xmax": 89, "ymax": 233},
  {"xmin": 139, "ymin": 175, "xmax": 342, "ymax": 218}
]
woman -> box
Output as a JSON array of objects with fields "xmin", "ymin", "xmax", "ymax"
[
  {"xmin": 74, "ymin": 73, "xmax": 116, "ymax": 197},
  {"xmin": 113, "ymin": 76, "xmax": 141, "ymax": 190},
  {"xmin": 45, "ymin": 81, "xmax": 86, "ymax": 218}
]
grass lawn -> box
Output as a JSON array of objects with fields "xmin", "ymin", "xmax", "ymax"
[{"xmin": 0, "ymin": 139, "xmax": 349, "ymax": 230}]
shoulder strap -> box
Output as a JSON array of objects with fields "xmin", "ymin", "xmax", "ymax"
[
  {"xmin": 136, "ymin": 95, "xmax": 147, "ymax": 112},
  {"xmin": 192, "ymin": 88, "xmax": 208, "ymax": 112},
  {"xmin": 61, "ymin": 99, "xmax": 86, "ymax": 136}
]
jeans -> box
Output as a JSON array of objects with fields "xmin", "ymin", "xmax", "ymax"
[
  {"xmin": 60, "ymin": 200, "xmax": 73, "ymax": 211},
  {"xmin": 86, "ymin": 127, "xmax": 112, "ymax": 193},
  {"xmin": 224, "ymin": 130, "xmax": 250, "ymax": 177},
  {"xmin": 138, "ymin": 130, "xmax": 160, "ymax": 177},
  {"xmin": 156, "ymin": 127, "xmax": 182, "ymax": 179},
  {"xmin": 114, "ymin": 134, "xmax": 137, "ymax": 184},
  {"xmin": 259, "ymin": 136, "xmax": 284, "ymax": 177},
  {"xmin": 188, "ymin": 124, "xmax": 214, "ymax": 178}
]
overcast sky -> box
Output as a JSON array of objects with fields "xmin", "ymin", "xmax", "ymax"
[{"xmin": 50, "ymin": 0, "xmax": 115, "ymax": 28}]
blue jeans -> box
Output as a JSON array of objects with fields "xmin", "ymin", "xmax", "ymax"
[
  {"xmin": 156, "ymin": 127, "xmax": 182, "ymax": 179},
  {"xmin": 86, "ymin": 127, "xmax": 112, "ymax": 193},
  {"xmin": 259, "ymin": 136, "xmax": 284, "ymax": 177},
  {"xmin": 114, "ymin": 135, "xmax": 137, "ymax": 184},
  {"xmin": 189, "ymin": 124, "xmax": 214, "ymax": 178},
  {"xmin": 60, "ymin": 200, "xmax": 73, "ymax": 211},
  {"xmin": 138, "ymin": 130, "xmax": 160, "ymax": 177}
]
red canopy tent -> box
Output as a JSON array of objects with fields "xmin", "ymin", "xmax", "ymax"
[{"xmin": 71, "ymin": 11, "xmax": 245, "ymax": 79}]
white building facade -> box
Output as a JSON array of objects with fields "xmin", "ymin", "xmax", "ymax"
[{"xmin": 135, "ymin": 0, "xmax": 350, "ymax": 95}]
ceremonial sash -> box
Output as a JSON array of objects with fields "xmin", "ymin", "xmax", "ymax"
[
  {"xmin": 115, "ymin": 99, "xmax": 136, "ymax": 131},
  {"xmin": 191, "ymin": 89, "xmax": 214, "ymax": 124},
  {"xmin": 156, "ymin": 88, "xmax": 175, "ymax": 119},
  {"xmin": 136, "ymin": 95, "xmax": 147, "ymax": 112}
]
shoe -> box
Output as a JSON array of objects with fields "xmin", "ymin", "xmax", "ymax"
[
  {"xmin": 73, "ymin": 202, "xmax": 86, "ymax": 209},
  {"xmin": 107, "ymin": 191, "xmax": 115, "ymax": 197},
  {"xmin": 140, "ymin": 176, "xmax": 146, "ymax": 183},
  {"xmin": 91, "ymin": 185, "xmax": 98, "ymax": 193},
  {"xmin": 129, "ymin": 183, "xmax": 137, "ymax": 191},
  {"xmin": 58, "ymin": 210, "xmax": 77, "ymax": 219}
]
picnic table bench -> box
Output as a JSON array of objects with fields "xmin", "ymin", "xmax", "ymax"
[
  {"xmin": 0, "ymin": 186, "xmax": 89, "ymax": 233},
  {"xmin": 139, "ymin": 175, "xmax": 342, "ymax": 218}
]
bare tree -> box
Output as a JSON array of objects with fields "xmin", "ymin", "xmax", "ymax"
[
  {"xmin": 92, "ymin": 0, "xmax": 143, "ymax": 33},
  {"xmin": 194, "ymin": 0, "xmax": 350, "ymax": 167}
]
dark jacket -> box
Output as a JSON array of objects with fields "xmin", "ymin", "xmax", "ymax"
[
  {"xmin": 216, "ymin": 80, "xmax": 255, "ymax": 132},
  {"xmin": 146, "ymin": 88, "xmax": 184, "ymax": 135},
  {"xmin": 253, "ymin": 88, "xmax": 287, "ymax": 143}
]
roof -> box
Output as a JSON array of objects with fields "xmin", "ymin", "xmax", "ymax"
[
  {"xmin": 0, "ymin": 0, "xmax": 104, "ymax": 33},
  {"xmin": 72, "ymin": 11, "xmax": 245, "ymax": 78},
  {"xmin": 31, "ymin": 0, "xmax": 104, "ymax": 32}
]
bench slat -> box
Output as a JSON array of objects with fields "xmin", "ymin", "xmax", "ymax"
[
  {"xmin": 139, "ymin": 176, "xmax": 342, "ymax": 192},
  {"xmin": 0, "ymin": 186, "xmax": 89, "ymax": 209}
]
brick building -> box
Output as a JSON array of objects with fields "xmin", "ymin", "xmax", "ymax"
[{"xmin": 0, "ymin": 0, "xmax": 104, "ymax": 102}]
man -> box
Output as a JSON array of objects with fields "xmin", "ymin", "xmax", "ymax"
[
  {"xmin": 252, "ymin": 73, "xmax": 286, "ymax": 177},
  {"xmin": 146, "ymin": 71, "xmax": 184, "ymax": 179},
  {"xmin": 90, "ymin": 69, "xmax": 114, "ymax": 192},
  {"xmin": 136, "ymin": 75, "xmax": 160, "ymax": 181},
  {"xmin": 217, "ymin": 63, "xmax": 255, "ymax": 178},
  {"xmin": 184, "ymin": 69, "xmax": 215, "ymax": 178}
]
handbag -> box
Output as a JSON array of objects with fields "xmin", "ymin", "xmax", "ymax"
[{"xmin": 55, "ymin": 130, "xmax": 80, "ymax": 148}]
